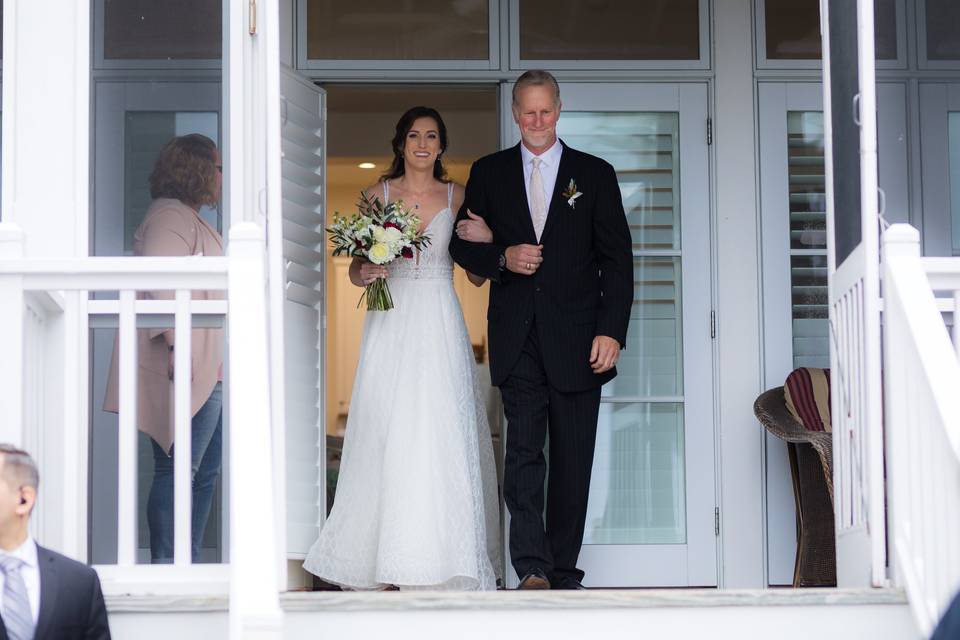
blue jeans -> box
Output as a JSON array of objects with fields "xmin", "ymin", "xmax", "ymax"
[{"xmin": 148, "ymin": 382, "xmax": 223, "ymax": 563}]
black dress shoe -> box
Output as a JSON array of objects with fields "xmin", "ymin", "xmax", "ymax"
[
  {"xmin": 553, "ymin": 576, "xmax": 586, "ymax": 590},
  {"xmin": 517, "ymin": 568, "xmax": 551, "ymax": 590}
]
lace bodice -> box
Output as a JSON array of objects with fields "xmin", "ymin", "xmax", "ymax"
[{"xmin": 384, "ymin": 181, "xmax": 454, "ymax": 281}]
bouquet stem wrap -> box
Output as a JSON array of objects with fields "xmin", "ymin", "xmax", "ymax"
[{"xmin": 362, "ymin": 276, "xmax": 394, "ymax": 311}]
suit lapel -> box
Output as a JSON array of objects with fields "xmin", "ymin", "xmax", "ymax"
[
  {"xmin": 507, "ymin": 144, "xmax": 538, "ymax": 243},
  {"xmin": 538, "ymin": 140, "xmax": 575, "ymax": 243},
  {"xmin": 34, "ymin": 546, "xmax": 58, "ymax": 640}
]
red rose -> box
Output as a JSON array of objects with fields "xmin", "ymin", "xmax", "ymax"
[
  {"xmin": 401, "ymin": 247, "xmax": 414, "ymax": 259},
  {"xmin": 384, "ymin": 222, "xmax": 401, "ymax": 230}
]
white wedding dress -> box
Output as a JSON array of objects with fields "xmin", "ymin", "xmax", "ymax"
[{"xmin": 303, "ymin": 181, "xmax": 502, "ymax": 591}]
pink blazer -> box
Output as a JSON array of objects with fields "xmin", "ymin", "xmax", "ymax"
[{"xmin": 103, "ymin": 198, "xmax": 224, "ymax": 453}]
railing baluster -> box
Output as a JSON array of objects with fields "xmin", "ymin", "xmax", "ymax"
[
  {"xmin": 117, "ymin": 290, "xmax": 138, "ymax": 566},
  {"xmin": 174, "ymin": 289, "xmax": 193, "ymax": 566}
]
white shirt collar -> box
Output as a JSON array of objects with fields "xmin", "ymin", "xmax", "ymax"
[
  {"xmin": 520, "ymin": 138, "xmax": 562, "ymax": 169},
  {"xmin": 0, "ymin": 536, "xmax": 37, "ymax": 570}
]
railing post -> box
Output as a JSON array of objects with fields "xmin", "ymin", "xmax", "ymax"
[
  {"xmin": 881, "ymin": 223, "xmax": 921, "ymax": 262},
  {"xmin": 0, "ymin": 223, "xmax": 25, "ymax": 445},
  {"xmin": 227, "ymin": 223, "xmax": 283, "ymax": 639}
]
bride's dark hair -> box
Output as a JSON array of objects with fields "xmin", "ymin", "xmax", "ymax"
[{"xmin": 381, "ymin": 106, "xmax": 450, "ymax": 183}]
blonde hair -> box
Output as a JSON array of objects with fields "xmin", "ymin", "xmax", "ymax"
[{"xmin": 512, "ymin": 70, "xmax": 561, "ymax": 106}]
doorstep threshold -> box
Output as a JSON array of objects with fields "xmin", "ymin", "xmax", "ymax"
[
  {"xmin": 280, "ymin": 587, "xmax": 907, "ymax": 613},
  {"xmin": 104, "ymin": 587, "xmax": 907, "ymax": 614}
]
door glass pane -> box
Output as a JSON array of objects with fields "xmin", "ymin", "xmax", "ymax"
[
  {"xmin": 764, "ymin": 0, "xmax": 897, "ymax": 61},
  {"xmin": 306, "ymin": 0, "xmax": 489, "ymax": 60},
  {"xmin": 103, "ymin": 0, "xmax": 221, "ymax": 60},
  {"xmin": 559, "ymin": 113, "xmax": 680, "ymax": 251},
  {"xmin": 519, "ymin": 0, "xmax": 700, "ymax": 61},
  {"xmin": 788, "ymin": 112, "xmax": 829, "ymax": 368},
  {"xmin": 559, "ymin": 110, "xmax": 687, "ymax": 547},
  {"xmin": 559, "ymin": 112, "xmax": 682, "ymax": 398},
  {"xmin": 949, "ymin": 113, "xmax": 960, "ymax": 253},
  {"xmin": 926, "ymin": 0, "xmax": 960, "ymax": 61},
  {"xmin": 124, "ymin": 112, "xmax": 220, "ymax": 252},
  {"xmin": 584, "ymin": 403, "xmax": 686, "ymax": 545}
]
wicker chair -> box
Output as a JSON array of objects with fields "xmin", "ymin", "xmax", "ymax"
[{"xmin": 754, "ymin": 386, "xmax": 836, "ymax": 587}]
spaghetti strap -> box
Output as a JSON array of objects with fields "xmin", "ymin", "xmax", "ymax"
[
  {"xmin": 383, "ymin": 180, "xmax": 390, "ymax": 203},
  {"xmin": 447, "ymin": 182, "xmax": 453, "ymax": 211}
]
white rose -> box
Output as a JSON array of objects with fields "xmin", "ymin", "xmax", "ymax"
[{"xmin": 368, "ymin": 243, "xmax": 392, "ymax": 264}]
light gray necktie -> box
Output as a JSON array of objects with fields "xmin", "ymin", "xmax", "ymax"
[
  {"xmin": 0, "ymin": 556, "xmax": 33, "ymax": 640},
  {"xmin": 529, "ymin": 157, "xmax": 548, "ymax": 241}
]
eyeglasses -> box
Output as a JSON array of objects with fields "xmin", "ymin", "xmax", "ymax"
[{"xmin": 215, "ymin": 165, "xmax": 223, "ymax": 173}]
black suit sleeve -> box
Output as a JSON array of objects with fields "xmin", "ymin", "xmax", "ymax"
[
  {"xmin": 84, "ymin": 571, "xmax": 111, "ymax": 639},
  {"xmin": 449, "ymin": 160, "xmax": 507, "ymax": 282},
  {"xmin": 593, "ymin": 161, "xmax": 634, "ymax": 348}
]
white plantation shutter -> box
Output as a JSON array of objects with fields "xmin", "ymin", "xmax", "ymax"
[{"xmin": 272, "ymin": 66, "xmax": 325, "ymax": 557}]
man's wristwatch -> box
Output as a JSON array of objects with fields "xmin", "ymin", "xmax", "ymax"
[{"xmin": 498, "ymin": 253, "xmax": 506, "ymax": 271}]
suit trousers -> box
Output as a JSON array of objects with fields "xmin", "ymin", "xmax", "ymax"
[{"xmin": 500, "ymin": 321, "xmax": 601, "ymax": 584}]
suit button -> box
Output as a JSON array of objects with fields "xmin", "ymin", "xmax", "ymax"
[
  {"xmin": 524, "ymin": 319, "xmax": 529, "ymax": 325},
  {"xmin": 535, "ymin": 287, "xmax": 541, "ymax": 292}
]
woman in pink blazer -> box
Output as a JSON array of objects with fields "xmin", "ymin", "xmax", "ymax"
[{"xmin": 104, "ymin": 134, "xmax": 224, "ymax": 563}]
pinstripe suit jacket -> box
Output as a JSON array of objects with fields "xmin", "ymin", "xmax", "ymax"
[{"xmin": 449, "ymin": 141, "xmax": 633, "ymax": 392}]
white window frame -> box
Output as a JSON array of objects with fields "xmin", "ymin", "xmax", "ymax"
[
  {"xmin": 916, "ymin": 0, "xmax": 960, "ymax": 70},
  {"xmin": 508, "ymin": 0, "xmax": 711, "ymax": 71},
  {"xmin": 755, "ymin": 0, "xmax": 907, "ymax": 70},
  {"xmin": 92, "ymin": 0, "xmax": 222, "ymax": 71},
  {"xmin": 296, "ymin": 0, "xmax": 501, "ymax": 71}
]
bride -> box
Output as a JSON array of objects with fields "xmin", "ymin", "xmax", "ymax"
[{"xmin": 303, "ymin": 106, "xmax": 502, "ymax": 591}]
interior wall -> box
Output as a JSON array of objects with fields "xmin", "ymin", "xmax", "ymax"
[{"xmin": 322, "ymin": 85, "xmax": 499, "ymax": 435}]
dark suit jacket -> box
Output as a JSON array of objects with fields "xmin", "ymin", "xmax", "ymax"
[
  {"xmin": 449, "ymin": 141, "xmax": 633, "ymax": 392},
  {"xmin": 0, "ymin": 545, "xmax": 111, "ymax": 640}
]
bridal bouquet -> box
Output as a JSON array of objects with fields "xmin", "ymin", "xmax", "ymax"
[{"xmin": 327, "ymin": 191, "xmax": 431, "ymax": 311}]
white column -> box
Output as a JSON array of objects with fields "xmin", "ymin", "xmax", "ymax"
[
  {"xmin": 0, "ymin": 224, "xmax": 25, "ymax": 445},
  {"xmin": 228, "ymin": 223, "xmax": 283, "ymax": 638},
  {"xmin": 714, "ymin": 0, "xmax": 766, "ymax": 587},
  {"xmin": 2, "ymin": 0, "xmax": 89, "ymax": 257}
]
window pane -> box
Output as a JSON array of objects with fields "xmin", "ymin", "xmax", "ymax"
[
  {"xmin": 764, "ymin": 0, "xmax": 897, "ymax": 61},
  {"xmin": 558, "ymin": 112, "xmax": 681, "ymax": 251},
  {"xmin": 557, "ymin": 112, "xmax": 683, "ymax": 398},
  {"xmin": 519, "ymin": 0, "xmax": 700, "ymax": 61},
  {"xmin": 103, "ymin": 0, "xmax": 221, "ymax": 60},
  {"xmin": 123, "ymin": 112, "xmax": 220, "ymax": 252},
  {"xmin": 306, "ymin": 0, "xmax": 489, "ymax": 60},
  {"xmin": 788, "ymin": 112, "xmax": 826, "ymax": 250},
  {"xmin": 926, "ymin": 0, "xmax": 960, "ymax": 61},
  {"xmin": 792, "ymin": 255, "xmax": 829, "ymax": 368},
  {"xmin": 949, "ymin": 113, "xmax": 960, "ymax": 253},
  {"xmin": 787, "ymin": 112, "xmax": 828, "ymax": 369},
  {"xmin": 584, "ymin": 403, "xmax": 686, "ymax": 545}
]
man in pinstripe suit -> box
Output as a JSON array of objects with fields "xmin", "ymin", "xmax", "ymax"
[{"xmin": 450, "ymin": 70, "xmax": 633, "ymax": 590}]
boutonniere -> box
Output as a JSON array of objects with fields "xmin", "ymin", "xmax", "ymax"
[{"xmin": 562, "ymin": 179, "xmax": 582, "ymax": 208}]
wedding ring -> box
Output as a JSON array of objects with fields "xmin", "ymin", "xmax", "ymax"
[{"xmin": 526, "ymin": 262, "xmax": 532, "ymax": 270}]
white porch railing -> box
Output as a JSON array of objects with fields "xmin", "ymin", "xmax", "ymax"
[
  {"xmin": 0, "ymin": 222, "xmax": 283, "ymax": 638},
  {"xmin": 882, "ymin": 223, "xmax": 960, "ymax": 636}
]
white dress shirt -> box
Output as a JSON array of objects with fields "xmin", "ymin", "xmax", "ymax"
[
  {"xmin": 0, "ymin": 537, "xmax": 40, "ymax": 624},
  {"xmin": 520, "ymin": 139, "xmax": 563, "ymax": 219}
]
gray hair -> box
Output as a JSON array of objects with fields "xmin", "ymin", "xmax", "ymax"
[
  {"xmin": 0, "ymin": 445, "xmax": 39, "ymax": 491},
  {"xmin": 512, "ymin": 70, "xmax": 561, "ymax": 106}
]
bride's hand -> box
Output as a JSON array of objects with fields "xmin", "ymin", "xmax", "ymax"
[
  {"xmin": 358, "ymin": 260, "xmax": 388, "ymax": 286},
  {"xmin": 455, "ymin": 210, "xmax": 493, "ymax": 243}
]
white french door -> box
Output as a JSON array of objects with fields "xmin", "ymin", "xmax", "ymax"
[
  {"xmin": 500, "ymin": 82, "xmax": 717, "ymax": 587},
  {"xmin": 758, "ymin": 80, "xmax": 908, "ymax": 585}
]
